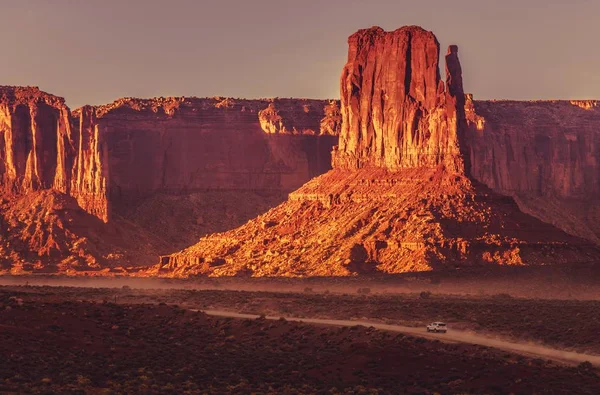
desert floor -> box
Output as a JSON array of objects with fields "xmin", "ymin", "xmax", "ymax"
[{"xmin": 1, "ymin": 277, "xmax": 600, "ymax": 393}]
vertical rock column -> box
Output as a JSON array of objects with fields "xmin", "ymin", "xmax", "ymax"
[
  {"xmin": 444, "ymin": 45, "xmax": 468, "ymax": 175},
  {"xmin": 70, "ymin": 106, "xmax": 110, "ymax": 222},
  {"xmin": 332, "ymin": 26, "xmax": 467, "ymax": 174},
  {"xmin": 0, "ymin": 88, "xmax": 75, "ymax": 194}
]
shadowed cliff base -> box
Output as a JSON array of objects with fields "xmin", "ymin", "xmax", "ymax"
[
  {"xmin": 115, "ymin": 190, "xmax": 288, "ymax": 251},
  {"xmin": 0, "ymin": 190, "xmax": 169, "ymax": 274}
]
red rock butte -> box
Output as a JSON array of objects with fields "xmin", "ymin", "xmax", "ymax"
[
  {"xmin": 155, "ymin": 26, "xmax": 600, "ymax": 277},
  {"xmin": 333, "ymin": 26, "xmax": 465, "ymax": 173}
]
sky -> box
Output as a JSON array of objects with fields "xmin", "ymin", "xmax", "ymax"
[{"xmin": 1, "ymin": 0, "xmax": 599, "ymax": 108}]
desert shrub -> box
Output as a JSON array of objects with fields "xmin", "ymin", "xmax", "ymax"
[
  {"xmin": 304, "ymin": 287, "xmax": 313, "ymax": 293},
  {"xmin": 357, "ymin": 287, "xmax": 371, "ymax": 295},
  {"xmin": 419, "ymin": 291, "xmax": 432, "ymax": 299},
  {"xmin": 578, "ymin": 361, "xmax": 594, "ymax": 371},
  {"xmin": 76, "ymin": 376, "xmax": 92, "ymax": 386},
  {"xmin": 121, "ymin": 285, "xmax": 131, "ymax": 290}
]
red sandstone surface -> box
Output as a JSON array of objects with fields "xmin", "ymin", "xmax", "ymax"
[
  {"xmin": 1, "ymin": 25, "xmax": 600, "ymax": 275},
  {"xmin": 156, "ymin": 26, "xmax": 600, "ymax": 277},
  {"xmin": 93, "ymin": 96, "xmax": 338, "ymax": 208},
  {"xmin": 333, "ymin": 27, "xmax": 464, "ymax": 173},
  {"xmin": 465, "ymin": 97, "xmax": 600, "ymax": 243},
  {"xmin": 0, "ymin": 88, "xmax": 337, "ymax": 273}
]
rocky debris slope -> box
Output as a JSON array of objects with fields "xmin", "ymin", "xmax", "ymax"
[
  {"xmin": 158, "ymin": 168, "xmax": 598, "ymax": 277},
  {"xmin": 0, "ymin": 190, "xmax": 167, "ymax": 274},
  {"xmin": 157, "ymin": 26, "xmax": 600, "ymax": 277}
]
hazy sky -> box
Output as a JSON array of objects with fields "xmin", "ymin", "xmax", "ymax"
[{"xmin": 2, "ymin": 0, "xmax": 599, "ymax": 108}]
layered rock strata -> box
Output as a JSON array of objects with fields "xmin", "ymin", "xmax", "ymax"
[
  {"xmin": 465, "ymin": 97, "xmax": 600, "ymax": 243},
  {"xmin": 157, "ymin": 26, "xmax": 600, "ymax": 277},
  {"xmin": 0, "ymin": 89, "xmax": 339, "ymax": 272},
  {"xmin": 1, "ymin": 88, "xmax": 339, "ymax": 222},
  {"xmin": 333, "ymin": 27, "xmax": 464, "ymax": 173},
  {"xmin": 93, "ymin": 97, "xmax": 338, "ymax": 206}
]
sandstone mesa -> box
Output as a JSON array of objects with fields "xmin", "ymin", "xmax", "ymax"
[{"xmin": 0, "ymin": 89, "xmax": 337, "ymax": 273}]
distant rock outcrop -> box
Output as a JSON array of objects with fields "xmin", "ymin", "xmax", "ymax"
[
  {"xmin": 88, "ymin": 97, "xmax": 338, "ymax": 206},
  {"xmin": 465, "ymin": 97, "xmax": 600, "ymax": 243}
]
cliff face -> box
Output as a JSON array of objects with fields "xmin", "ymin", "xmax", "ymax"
[
  {"xmin": 0, "ymin": 87, "xmax": 72, "ymax": 192},
  {"xmin": 0, "ymin": 89, "xmax": 340, "ymax": 273},
  {"xmin": 0, "ymin": 89, "xmax": 338, "ymax": 222},
  {"xmin": 156, "ymin": 26, "xmax": 600, "ymax": 278},
  {"xmin": 333, "ymin": 26, "xmax": 464, "ymax": 173},
  {"xmin": 0, "ymin": 87, "xmax": 109, "ymax": 222},
  {"xmin": 466, "ymin": 97, "xmax": 600, "ymax": 242},
  {"xmin": 467, "ymin": 98, "xmax": 599, "ymax": 199},
  {"xmin": 70, "ymin": 105, "xmax": 110, "ymax": 222},
  {"xmin": 93, "ymin": 97, "xmax": 338, "ymax": 205}
]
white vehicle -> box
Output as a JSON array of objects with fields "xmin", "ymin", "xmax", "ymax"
[{"xmin": 426, "ymin": 322, "xmax": 447, "ymax": 333}]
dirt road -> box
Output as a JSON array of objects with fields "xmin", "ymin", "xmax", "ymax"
[{"xmin": 202, "ymin": 309, "xmax": 600, "ymax": 366}]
